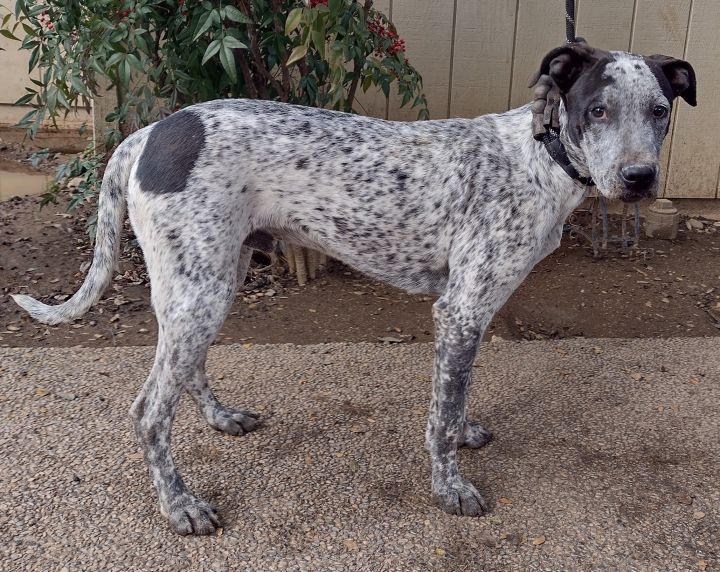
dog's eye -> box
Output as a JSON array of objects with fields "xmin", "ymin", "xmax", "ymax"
[
  {"xmin": 653, "ymin": 105, "xmax": 669, "ymax": 118},
  {"xmin": 590, "ymin": 106, "xmax": 606, "ymax": 119}
]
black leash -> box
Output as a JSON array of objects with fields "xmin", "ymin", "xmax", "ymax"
[
  {"xmin": 540, "ymin": 0, "xmax": 595, "ymax": 186},
  {"xmin": 565, "ymin": 0, "xmax": 577, "ymax": 43}
]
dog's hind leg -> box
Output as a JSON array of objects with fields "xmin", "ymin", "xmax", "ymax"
[
  {"xmin": 129, "ymin": 215, "xmax": 251, "ymax": 534},
  {"xmin": 185, "ymin": 246, "xmax": 261, "ymax": 436}
]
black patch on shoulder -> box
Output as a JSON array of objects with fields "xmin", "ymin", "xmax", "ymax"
[{"xmin": 136, "ymin": 109, "xmax": 206, "ymax": 194}]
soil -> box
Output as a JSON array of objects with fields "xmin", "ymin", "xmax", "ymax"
[{"xmin": 2, "ymin": 187, "xmax": 719, "ymax": 349}]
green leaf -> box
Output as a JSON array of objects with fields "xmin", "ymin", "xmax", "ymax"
[
  {"xmin": 361, "ymin": 74, "xmax": 372, "ymax": 92},
  {"xmin": 219, "ymin": 43, "xmax": 237, "ymax": 83},
  {"xmin": 311, "ymin": 28, "xmax": 325, "ymax": 59},
  {"xmin": 222, "ymin": 36, "xmax": 247, "ymax": 50},
  {"xmin": 27, "ymin": 47, "xmax": 39, "ymax": 73},
  {"xmin": 21, "ymin": 22, "xmax": 36, "ymax": 37},
  {"xmin": 285, "ymin": 7, "xmax": 303, "ymax": 35},
  {"xmin": 14, "ymin": 92, "xmax": 36, "ymax": 105},
  {"xmin": 0, "ymin": 29, "xmax": 19, "ymax": 41},
  {"xmin": 193, "ymin": 11, "xmax": 214, "ymax": 41},
  {"xmin": 15, "ymin": 108, "xmax": 37, "ymax": 128},
  {"xmin": 201, "ymin": 39, "xmax": 222, "ymax": 65},
  {"xmin": 225, "ymin": 5, "xmax": 253, "ymax": 24},
  {"xmin": 70, "ymin": 76, "xmax": 89, "ymax": 97},
  {"xmin": 286, "ymin": 44, "xmax": 308, "ymax": 67}
]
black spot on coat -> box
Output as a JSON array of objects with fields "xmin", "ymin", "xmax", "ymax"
[{"xmin": 136, "ymin": 110, "xmax": 206, "ymax": 194}]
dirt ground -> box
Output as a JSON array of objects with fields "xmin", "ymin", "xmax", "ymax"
[{"xmin": 1, "ymin": 141, "xmax": 720, "ymax": 348}]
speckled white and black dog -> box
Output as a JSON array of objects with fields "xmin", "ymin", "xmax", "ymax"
[{"xmin": 13, "ymin": 43, "xmax": 696, "ymax": 535}]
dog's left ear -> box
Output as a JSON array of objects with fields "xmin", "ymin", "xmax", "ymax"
[
  {"xmin": 529, "ymin": 43, "xmax": 600, "ymax": 93},
  {"xmin": 644, "ymin": 55, "xmax": 697, "ymax": 106}
]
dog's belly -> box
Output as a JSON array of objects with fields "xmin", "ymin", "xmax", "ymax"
[{"xmin": 258, "ymin": 225, "xmax": 450, "ymax": 294}]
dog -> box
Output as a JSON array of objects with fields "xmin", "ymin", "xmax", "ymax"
[{"xmin": 12, "ymin": 43, "xmax": 696, "ymax": 535}]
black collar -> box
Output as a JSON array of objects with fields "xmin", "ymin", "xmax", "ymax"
[{"xmin": 541, "ymin": 128, "xmax": 594, "ymax": 187}]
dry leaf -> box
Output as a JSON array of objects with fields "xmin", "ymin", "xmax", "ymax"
[
  {"xmin": 689, "ymin": 377, "xmax": 701, "ymax": 385},
  {"xmin": 349, "ymin": 424, "xmax": 368, "ymax": 434},
  {"xmin": 693, "ymin": 511, "xmax": 706, "ymax": 520},
  {"xmin": 343, "ymin": 539, "xmax": 359, "ymax": 552},
  {"xmin": 498, "ymin": 497, "xmax": 513, "ymax": 505},
  {"xmin": 434, "ymin": 548, "xmax": 446, "ymax": 557},
  {"xmin": 487, "ymin": 516, "xmax": 503, "ymax": 525},
  {"xmin": 242, "ymin": 343, "xmax": 253, "ymax": 349},
  {"xmin": 216, "ymin": 527, "xmax": 224, "ymax": 537},
  {"xmin": 127, "ymin": 452, "xmax": 144, "ymax": 461},
  {"xmin": 630, "ymin": 373, "xmax": 644, "ymax": 381},
  {"xmin": 35, "ymin": 388, "xmax": 49, "ymax": 397},
  {"xmin": 532, "ymin": 535, "xmax": 546, "ymax": 546},
  {"xmin": 698, "ymin": 560, "xmax": 708, "ymax": 571}
]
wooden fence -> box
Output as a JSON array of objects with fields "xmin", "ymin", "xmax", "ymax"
[{"xmin": 1, "ymin": 1, "xmax": 718, "ymax": 198}]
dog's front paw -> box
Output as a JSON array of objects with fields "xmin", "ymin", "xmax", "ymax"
[
  {"xmin": 208, "ymin": 407, "xmax": 260, "ymax": 436},
  {"xmin": 433, "ymin": 477, "xmax": 488, "ymax": 517},
  {"xmin": 460, "ymin": 421, "xmax": 494, "ymax": 449},
  {"xmin": 167, "ymin": 495, "xmax": 221, "ymax": 535}
]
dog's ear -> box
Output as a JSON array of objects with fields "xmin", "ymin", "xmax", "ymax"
[
  {"xmin": 529, "ymin": 43, "xmax": 599, "ymax": 93},
  {"xmin": 644, "ymin": 55, "xmax": 697, "ymax": 106}
]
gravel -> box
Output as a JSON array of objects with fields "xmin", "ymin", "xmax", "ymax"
[{"xmin": 1, "ymin": 337, "xmax": 718, "ymax": 571}]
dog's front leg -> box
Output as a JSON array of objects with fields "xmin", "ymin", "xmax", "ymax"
[{"xmin": 426, "ymin": 296, "xmax": 491, "ymax": 516}]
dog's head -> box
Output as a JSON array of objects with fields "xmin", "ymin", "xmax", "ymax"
[{"xmin": 534, "ymin": 43, "xmax": 696, "ymax": 202}]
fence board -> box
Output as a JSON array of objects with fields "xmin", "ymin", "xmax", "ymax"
[
  {"xmin": 665, "ymin": 0, "xmax": 720, "ymax": 198},
  {"xmin": 388, "ymin": 0, "xmax": 455, "ymax": 120},
  {"xmin": 508, "ymin": 0, "xmax": 567, "ymax": 109},
  {"xmin": 449, "ymin": 0, "xmax": 517, "ymax": 118},
  {"xmin": 575, "ymin": 0, "xmax": 635, "ymax": 52}
]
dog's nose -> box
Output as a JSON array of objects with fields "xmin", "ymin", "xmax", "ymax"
[{"xmin": 620, "ymin": 165, "xmax": 656, "ymax": 191}]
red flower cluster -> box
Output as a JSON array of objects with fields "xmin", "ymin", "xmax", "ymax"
[
  {"xmin": 113, "ymin": 1, "xmax": 131, "ymax": 18},
  {"xmin": 368, "ymin": 16, "xmax": 406, "ymax": 57},
  {"xmin": 39, "ymin": 10, "xmax": 54, "ymax": 31},
  {"xmin": 309, "ymin": 0, "xmax": 328, "ymax": 6}
]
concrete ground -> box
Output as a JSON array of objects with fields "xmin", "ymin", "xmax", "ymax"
[{"xmin": 1, "ymin": 337, "xmax": 718, "ymax": 571}]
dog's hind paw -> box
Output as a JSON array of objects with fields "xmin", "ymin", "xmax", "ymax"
[
  {"xmin": 207, "ymin": 406, "xmax": 260, "ymax": 436},
  {"xmin": 167, "ymin": 496, "xmax": 221, "ymax": 536},
  {"xmin": 460, "ymin": 421, "xmax": 494, "ymax": 449},
  {"xmin": 433, "ymin": 477, "xmax": 489, "ymax": 517}
]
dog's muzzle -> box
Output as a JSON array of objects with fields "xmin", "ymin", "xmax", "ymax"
[{"xmin": 618, "ymin": 164, "xmax": 658, "ymax": 202}]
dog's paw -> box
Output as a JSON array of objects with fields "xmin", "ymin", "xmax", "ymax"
[
  {"xmin": 433, "ymin": 477, "xmax": 488, "ymax": 517},
  {"xmin": 460, "ymin": 421, "xmax": 494, "ymax": 449},
  {"xmin": 167, "ymin": 496, "xmax": 221, "ymax": 536},
  {"xmin": 208, "ymin": 407, "xmax": 260, "ymax": 436}
]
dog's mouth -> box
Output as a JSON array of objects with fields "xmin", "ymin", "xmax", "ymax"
[{"xmin": 619, "ymin": 188, "xmax": 657, "ymax": 203}]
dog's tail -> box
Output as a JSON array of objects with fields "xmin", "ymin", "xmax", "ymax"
[{"xmin": 12, "ymin": 130, "xmax": 147, "ymax": 325}]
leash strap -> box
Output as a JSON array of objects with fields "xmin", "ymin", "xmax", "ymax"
[
  {"xmin": 541, "ymin": 128, "xmax": 595, "ymax": 186},
  {"xmin": 565, "ymin": 0, "xmax": 577, "ymax": 43}
]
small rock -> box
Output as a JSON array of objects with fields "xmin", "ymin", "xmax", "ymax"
[
  {"xmin": 55, "ymin": 391, "xmax": 76, "ymax": 401},
  {"xmin": 687, "ymin": 218, "xmax": 704, "ymax": 230},
  {"xmin": 377, "ymin": 336, "xmax": 404, "ymax": 343}
]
